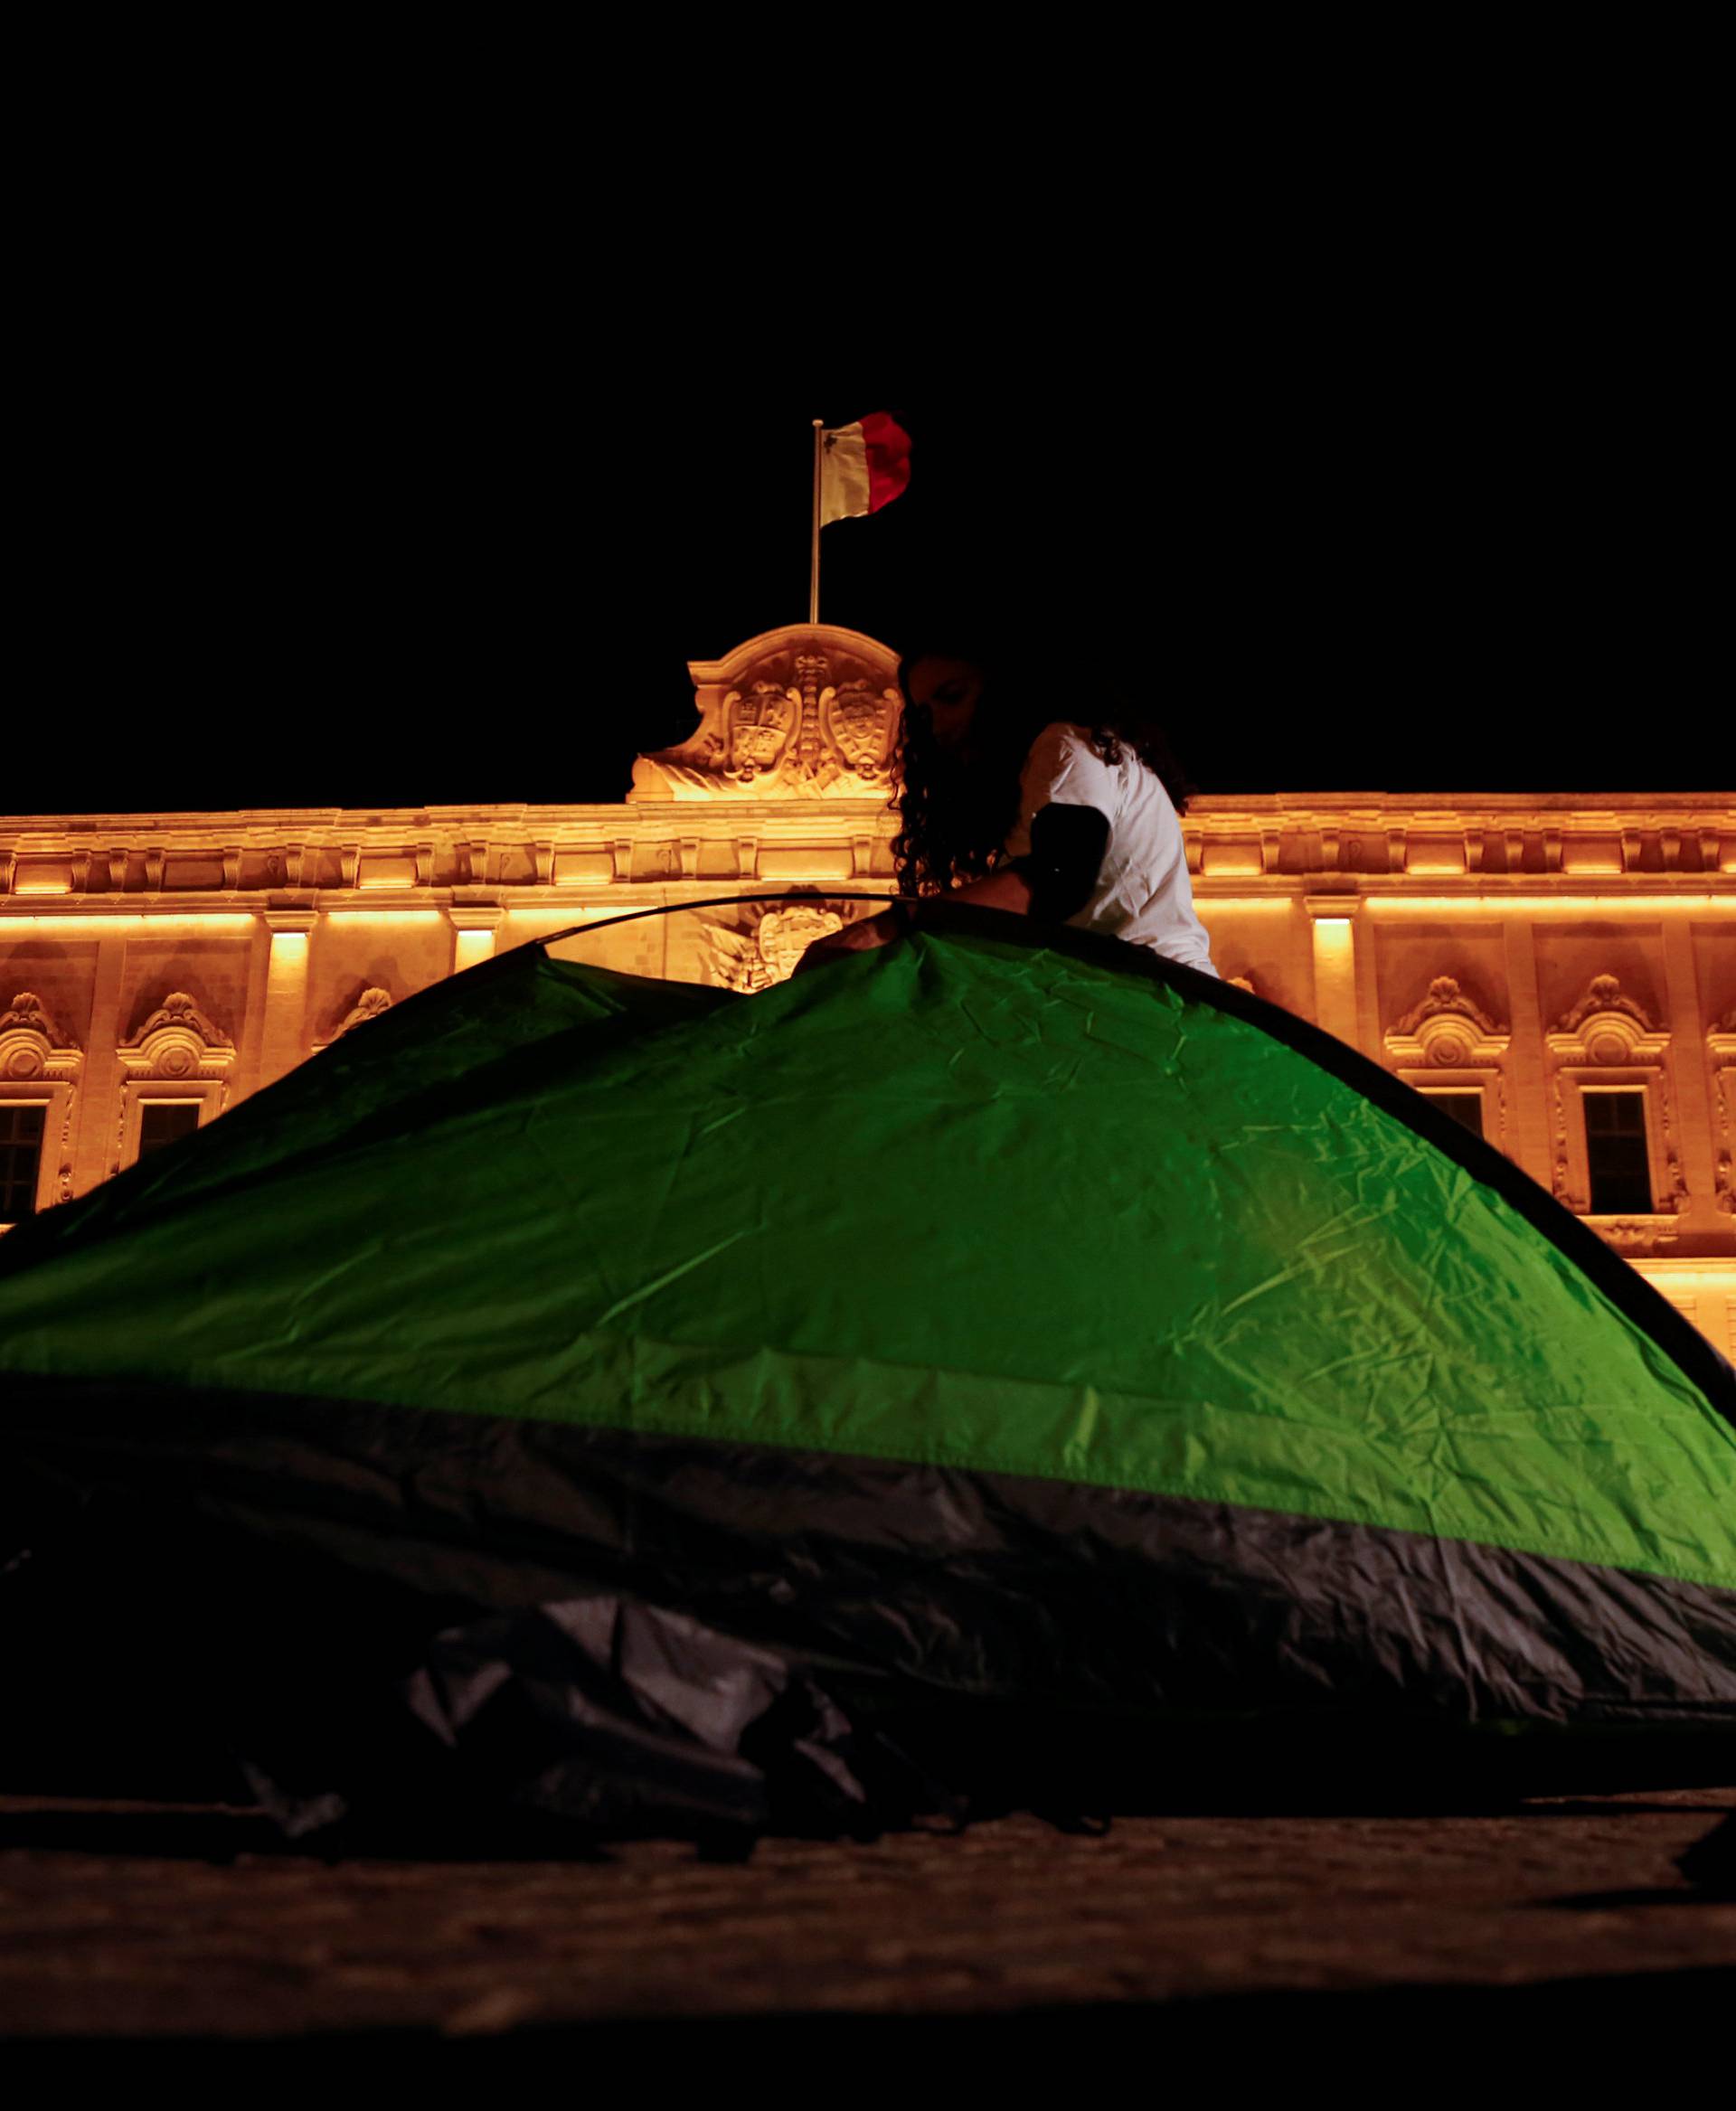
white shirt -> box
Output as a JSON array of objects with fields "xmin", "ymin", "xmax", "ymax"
[{"xmin": 1003, "ymin": 721, "xmax": 1218, "ymax": 976}]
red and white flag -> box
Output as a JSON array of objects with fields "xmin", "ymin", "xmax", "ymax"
[{"xmin": 819, "ymin": 410, "xmax": 912, "ymax": 526}]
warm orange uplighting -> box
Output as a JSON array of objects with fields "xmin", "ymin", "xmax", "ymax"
[
  {"xmin": 0, "ymin": 912, "xmax": 257, "ymax": 928},
  {"xmin": 757, "ymin": 849, "xmax": 856, "ymax": 882},
  {"xmin": 356, "ymin": 856, "xmax": 420, "ymax": 890},
  {"xmin": 1308, "ymin": 918, "xmax": 1357, "ymax": 1046},
  {"xmin": 1200, "ymin": 843, "xmax": 1265, "ymax": 876},
  {"xmin": 1405, "ymin": 839, "xmax": 1467, "ymax": 874},
  {"xmin": 1364, "ymin": 894, "xmax": 1733, "ymax": 914},
  {"xmin": 13, "ymin": 863, "xmax": 72, "ymax": 894},
  {"xmin": 1561, "ymin": 839, "xmax": 1625, "ymax": 875}
]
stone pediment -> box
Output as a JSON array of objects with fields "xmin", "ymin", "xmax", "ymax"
[
  {"xmin": 118, "ymin": 991, "xmax": 235, "ymax": 1080},
  {"xmin": 1386, "ymin": 975, "xmax": 1510, "ymax": 1069},
  {"xmin": 1554, "ymin": 973, "xmax": 1657, "ymax": 1039},
  {"xmin": 0, "ymin": 992, "xmax": 75, "ymax": 1050},
  {"xmin": 630, "ymin": 625, "xmax": 901, "ymax": 803},
  {"xmin": 0, "ymin": 992, "xmax": 80, "ymax": 1082},
  {"xmin": 1547, "ymin": 974, "xmax": 1667, "ymax": 1065}
]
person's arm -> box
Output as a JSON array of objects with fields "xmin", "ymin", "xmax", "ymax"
[
  {"xmin": 1008, "ymin": 802, "xmax": 1110, "ymax": 921},
  {"xmin": 948, "ymin": 802, "xmax": 1111, "ymax": 918},
  {"xmin": 948, "ymin": 865, "xmax": 1034, "ymax": 914},
  {"xmin": 794, "ymin": 802, "xmax": 1110, "ymax": 973}
]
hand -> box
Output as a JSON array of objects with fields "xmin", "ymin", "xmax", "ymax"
[{"xmin": 791, "ymin": 907, "xmax": 908, "ymax": 975}]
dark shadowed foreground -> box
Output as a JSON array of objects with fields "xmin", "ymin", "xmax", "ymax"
[{"xmin": 2, "ymin": 1788, "xmax": 1732, "ymax": 2070}]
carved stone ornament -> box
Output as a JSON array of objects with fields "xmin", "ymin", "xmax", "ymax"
[
  {"xmin": 1708, "ymin": 1012, "xmax": 1736, "ymax": 1214},
  {"xmin": 0, "ymin": 993, "xmax": 81, "ymax": 1082},
  {"xmin": 1553, "ymin": 973, "xmax": 1657, "ymax": 1041},
  {"xmin": 631, "ymin": 625, "xmax": 902, "ymax": 803},
  {"xmin": 1544, "ymin": 974, "xmax": 1671, "ymax": 1075},
  {"xmin": 703, "ymin": 899, "xmax": 848, "ymax": 992},
  {"xmin": 1393, "ymin": 975, "xmax": 1504, "ymax": 1041},
  {"xmin": 337, "ymin": 986, "xmax": 393, "ymax": 1035},
  {"xmin": 1385, "ymin": 975, "xmax": 1510, "ymax": 1070},
  {"xmin": 119, "ymin": 991, "xmax": 235, "ymax": 1079}
]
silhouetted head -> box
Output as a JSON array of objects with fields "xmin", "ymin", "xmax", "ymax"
[{"xmin": 891, "ymin": 625, "xmax": 1194, "ymax": 897}]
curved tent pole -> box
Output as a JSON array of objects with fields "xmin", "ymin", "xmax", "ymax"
[{"xmin": 532, "ymin": 891, "xmax": 909, "ymax": 953}]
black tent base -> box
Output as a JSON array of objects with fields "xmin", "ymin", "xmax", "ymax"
[
  {"xmin": 5, "ymin": 1464, "xmax": 1735, "ymax": 1849},
  {"xmin": 9, "ymin": 1602, "xmax": 1735, "ymax": 1853}
]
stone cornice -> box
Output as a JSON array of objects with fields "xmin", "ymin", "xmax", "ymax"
[
  {"xmin": 1, "ymin": 794, "xmax": 1731, "ymax": 909},
  {"xmin": 3, "ymin": 791, "xmax": 1732, "ymax": 835}
]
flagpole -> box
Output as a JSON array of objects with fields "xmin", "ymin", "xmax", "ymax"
[{"xmin": 809, "ymin": 418, "xmax": 823, "ymax": 624}]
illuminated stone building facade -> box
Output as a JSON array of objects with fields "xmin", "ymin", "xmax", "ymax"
[{"xmin": 4, "ymin": 624, "xmax": 1734, "ymax": 1355}]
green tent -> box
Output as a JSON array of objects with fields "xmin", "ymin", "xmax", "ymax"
[{"xmin": 2, "ymin": 905, "xmax": 1732, "ymax": 1838}]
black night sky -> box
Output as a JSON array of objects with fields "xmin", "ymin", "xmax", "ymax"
[{"xmin": 18, "ymin": 164, "xmax": 1722, "ymax": 817}]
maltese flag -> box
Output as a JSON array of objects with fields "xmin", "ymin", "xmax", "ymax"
[{"xmin": 819, "ymin": 410, "xmax": 913, "ymax": 526}]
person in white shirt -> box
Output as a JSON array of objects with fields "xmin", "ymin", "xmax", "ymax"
[{"xmin": 799, "ymin": 635, "xmax": 1217, "ymax": 976}]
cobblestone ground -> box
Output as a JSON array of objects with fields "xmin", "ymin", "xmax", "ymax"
[{"xmin": 2, "ymin": 1789, "xmax": 1733, "ymax": 2067}]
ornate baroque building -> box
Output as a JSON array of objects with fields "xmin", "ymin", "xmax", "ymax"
[{"xmin": 4, "ymin": 624, "xmax": 1734, "ymax": 1355}]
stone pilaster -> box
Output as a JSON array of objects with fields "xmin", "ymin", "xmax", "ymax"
[
  {"xmin": 1500, "ymin": 919, "xmax": 1554, "ymax": 1192},
  {"xmin": 259, "ymin": 908, "xmax": 316, "ymax": 1089},
  {"xmin": 1304, "ymin": 896, "xmax": 1360, "ymax": 1050},
  {"xmin": 449, "ymin": 900, "xmax": 503, "ymax": 975},
  {"xmin": 68, "ymin": 933, "xmax": 127, "ymax": 1198},
  {"xmin": 1659, "ymin": 921, "xmax": 1723, "ymax": 1233}
]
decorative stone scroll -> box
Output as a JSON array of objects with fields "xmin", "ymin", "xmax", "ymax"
[
  {"xmin": 702, "ymin": 899, "xmax": 848, "ymax": 993},
  {"xmin": 311, "ymin": 985, "xmax": 395, "ymax": 1055},
  {"xmin": 337, "ymin": 986, "xmax": 392, "ymax": 1035},
  {"xmin": 630, "ymin": 625, "xmax": 902, "ymax": 803}
]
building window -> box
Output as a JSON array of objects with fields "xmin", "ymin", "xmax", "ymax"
[
  {"xmin": 137, "ymin": 1101, "xmax": 203, "ymax": 1159},
  {"xmin": 1420, "ymin": 1089, "xmax": 1484, "ymax": 1140},
  {"xmin": 1, "ymin": 1103, "xmax": 47, "ymax": 1220},
  {"xmin": 1583, "ymin": 1088, "xmax": 1652, "ymax": 1214}
]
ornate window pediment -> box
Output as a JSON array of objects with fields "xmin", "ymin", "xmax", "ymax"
[
  {"xmin": 114, "ymin": 992, "xmax": 235, "ymax": 1173},
  {"xmin": 1386, "ymin": 975, "xmax": 1510, "ymax": 1068},
  {"xmin": 1546, "ymin": 973, "xmax": 1668, "ymax": 1067},
  {"xmin": 1544, "ymin": 973, "xmax": 1682, "ymax": 1242},
  {"xmin": 338, "ymin": 986, "xmax": 392, "ymax": 1033},
  {"xmin": 1384, "ymin": 975, "xmax": 1512, "ymax": 1152},
  {"xmin": 0, "ymin": 992, "xmax": 81, "ymax": 1084},
  {"xmin": 314, "ymin": 985, "xmax": 394, "ymax": 1053},
  {"xmin": 118, "ymin": 991, "xmax": 236, "ymax": 1081}
]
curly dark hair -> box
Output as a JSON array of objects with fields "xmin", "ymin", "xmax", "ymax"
[{"xmin": 889, "ymin": 633, "xmax": 1196, "ymax": 898}]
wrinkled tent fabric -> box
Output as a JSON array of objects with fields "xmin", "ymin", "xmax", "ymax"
[{"xmin": 1, "ymin": 907, "xmax": 1733, "ymax": 1841}]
